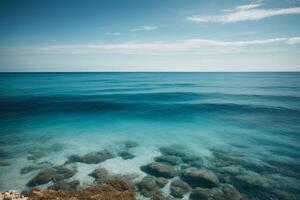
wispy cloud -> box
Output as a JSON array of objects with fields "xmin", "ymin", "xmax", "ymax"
[
  {"xmin": 104, "ymin": 32, "xmax": 123, "ymax": 36},
  {"xmin": 1, "ymin": 37, "xmax": 298, "ymax": 56},
  {"xmin": 130, "ymin": 25, "xmax": 158, "ymax": 32},
  {"xmin": 187, "ymin": 3, "xmax": 300, "ymax": 23}
]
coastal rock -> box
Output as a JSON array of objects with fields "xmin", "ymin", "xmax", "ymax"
[
  {"xmin": 141, "ymin": 162, "xmax": 177, "ymax": 178},
  {"xmin": 170, "ymin": 180, "xmax": 190, "ymax": 198},
  {"xmin": 159, "ymin": 146, "xmax": 186, "ymax": 157},
  {"xmin": 68, "ymin": 150, "xmax": 114, "ymax": 164},
  {"xmin": 181, "ymin": 168, "xmax": 219, "ymax": 188},
  {"xmin": 89, "ymin": 168, "xmax": 109, "ymax": 183},
  {"xmin": 154, "ymin": 155, "xmax": 180, "ymax": 166},
  {"xmin": 27, "ymin": 179, "xmax": 136, "ymax": 200},
  {"xmin": 124, "ymin": 141, "xmax": 139, "ymax": 149},
  {"xmin": 49, "ymin": 180, "xmax": 80, "ymax": 190},
  {"xmin": 0, "ymin": 190, "xmax": 28, "ymax": 200},
  {"xmin": 27, "ymin": 168, "xmax": 58, "ymax": 187},
  {"xmin": 118, "ymin": 151, "xmax": 135, "ymax": 160}
]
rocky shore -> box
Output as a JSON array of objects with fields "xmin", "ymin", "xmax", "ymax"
[{"xmin": 1, "ymin": 141, "xmax": 300, "ymax": 200}]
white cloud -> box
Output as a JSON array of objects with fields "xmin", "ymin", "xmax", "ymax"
[
  {"xmin": 187, "ymin": 4, "xmax": 300, "ymax": 23},
  {"xmin": 1, "ymin": 37, "xmax": 298, "ymax": 56},
  {"xmin": 130, "ymin": 25, "xmax": 158, "ymax": 32},
  {"xmin": 104, "ymin": 32, "xmax": 123, "ymax": 36}
]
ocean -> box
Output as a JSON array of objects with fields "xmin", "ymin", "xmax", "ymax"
[{"xmin": 0, "ymin": 72, "xmax": 299, "ymax": 199}]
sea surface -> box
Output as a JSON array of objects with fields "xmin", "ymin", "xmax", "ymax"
[{"xmin": 0, "ymin": 72, "xmax": 300, "ymax": 199}]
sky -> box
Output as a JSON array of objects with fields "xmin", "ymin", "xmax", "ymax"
[{"xmin": 0, "ymin": 0, "xmax": 300, "ymax": 72}]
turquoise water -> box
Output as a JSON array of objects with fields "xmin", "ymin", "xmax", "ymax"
[{"xmin": 0, "ymin": 72, "xmax": 300, "ymax": 199}]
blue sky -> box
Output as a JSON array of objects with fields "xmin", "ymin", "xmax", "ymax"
[{"xmin": 0, "ymin": 0, "xmax": 300, "ymax": 71}]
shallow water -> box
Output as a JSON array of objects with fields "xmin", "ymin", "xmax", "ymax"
[{"xmin": 0, "ymin": 72, "xmax": 300, "ymax": 199}]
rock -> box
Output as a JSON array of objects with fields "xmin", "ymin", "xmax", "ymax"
[
  {"xmin": 21, "ymin": 162, "xmax": 53, "ymax": 174},
  {"xmin": 189, "ymin": 188, "xmax": 210, "ymax": 200},
  {"xmin": 235, "ymin": 171, "xmax": 271, "ymax": 188},
  {"xmin": 141, "ymin": 162, "xmax": 177, "ymax": 178},
  {"xmin": 0, "ymin": 190, "xmax": 28, "ymax": 200},
  {"xmin": 154, "ymin": 155, "xmax": 180, "ymax": 165},
  {"xmin": 89, "ymin": 168, "xmax": 109, "ymax": 183},
  {"xmin": 220, "ymin": 165, "xmax": 246, "ymax": 175},
  {"xmin": 26, "ymin": 165, "xmax": 76, "ymax": 187},
  {"xmin": 181, "ymin": 168, "xmax": 219, "ymax": 188},
  {"xmin": 0, "ymin": 160, "xmax": 10, "ymax": 166},
  {"xmin": 156, "ymin": 177, "xmax": 168, "ymax": 188},
  {"xmin": 219, "ymin": 184, "xmax": 244, "ymax": 200},
  {"xmin": 53, "ymin": 165, "xmax": 77, "ymax": 180},
  {"xmin": 0, "ymin": 149, "xmax": 9, "ymax": 158},
  {"xmin": 136, "ymin": 176, "xmax": 160, "ymax": 197},
  {"xmin": 124, "ymin": 141, "xmax": 139, "ymax": 149},
  {"xmin": 159, "ymin": 146, "xmax": 186, "ymax": 157},
  {"xmin": 182, "ymin": 154, "xmax": 201, "ymax": 164},
  {"xmin": 67, "ymin": 150, "xmax": 114, "ymax": 164},
  {"xmin": 170, "ymin": 180, "xmax": 190, "ymax": 198},
  {"xmin": 118, "ymin": 151, "xmax": 135, "ymax": 160},
  {"xmin": 151, "ymin": 192, "xmax": 175, "ymax": 200},
  {"xmin": 27, "ymin": 179, "xmax": 136, "ymax": 200},
  {"xmin": 190, "ymin": 160, "xmax": 204, "ymax": 168},
  {"xmin": 27, "ymin": 150, "xmax": 44, "ymax": 161},
  {"xmin": 27, "ymin": 168, "xmax": 58, "ymax": 187},
  {"xmin": 49, "ymin": 180, "xmax": 80, "ymax": 190}
]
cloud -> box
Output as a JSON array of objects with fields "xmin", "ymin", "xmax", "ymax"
[
  {"xmin": 2, "ymin": 37, "xmax": 298, "ymax": 56},
  {"xmin": 130, "ymin": 25, "xmax": 158, "ymax": 32},
  {"xmin": 187, "ymin": 3, "xmax": 300, "ymax": 23},
  {"xmin": 104, "ymin": 32, "xmax": 123, "ymax": 36}
]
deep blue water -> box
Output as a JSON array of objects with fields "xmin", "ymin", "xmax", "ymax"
[{"xmin": 0, "ymin": 72, "xmax": 300, "ymax": 199}]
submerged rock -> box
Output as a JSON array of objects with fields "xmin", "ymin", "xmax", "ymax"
[
  {"xmin": 189, "ymin": 183, "xmax": 245, "ymax": 200},
  {"xmin": 189, "ymin": 188, "xmax": 211, "ymax": 200},
  {"xmin": 136, "ymin": 176, "xmax": 160, "ymax": 197},
  {"xmin": 170, "ymin": 180, "xmax": 190, "ymax": 198},
  {"xmin": 159, "ymin": 146, "xmax": 186, "ymax": 157},
  {"xmin": 154, "ymin": 155, "xmax": 180, "ymax": 166},
  {"xmin": 27, "ymin": 179, "xmax": 136, "ymax": 200},
  {"xmin": 49, "ymin": 180, "xmax": 80, "ymax": 191},
  {"xmin": 220, "ymin": 165, "xmax": 247, "ymax": 175},
  {"xmin": 27, "ymin": 150, "xmax": 45, "ymax": 161},
  {"xmin": 27, "ymin": 165, "xmax": 76, "ymax": 187},
  {"xmin": 68, "ymin": 150, "xmax": 114, "ymax": 164},
  {"xmin": 118, "ymin": 151, "xmax": 135, "ymax": 160},
  {"xmin": 181, "ymin": 168, "xmax": 219, "ymax": 188},
  {"xmin": 0, "ymin": 149, "xmax": 10, "ymax": 158},
  {"xmin": 21, "ymin": 162, "xmax": 53, "ymax": 174},
  {"xmin": 124, "ymin": 141, "xmax": 139, "ymax": 149},
  {"xmin": 89, "ymin": 168, "xmax": 109, "ymax": 183},
  {"xmin": 235, "ymin": 170, "xmax": 271, "ymax": 188},
  {"xmin": 27, "ymin": 168, "xmax": 58, "ymax": 187},
  {"xmin": 0, "ymin": 160, "xmax": 10, "ymax": 166},
  {"xmin": 141, "ymin": 162, "xmax": 177, "ymax": 178},
  {"xmin": 182, "ymin": 154, "xmax": 201, "ymax": 164},
  {"xmin": 156, "ymin": 177, "xmax": 168, "ymax": 188}
]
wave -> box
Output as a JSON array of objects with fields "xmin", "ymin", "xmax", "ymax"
[{"xmin": 1, "ymin": 93, "xmax": 300, "ymax": 118}]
